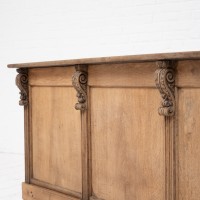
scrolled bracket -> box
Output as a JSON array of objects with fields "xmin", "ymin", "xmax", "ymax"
[
  {"xmin": 16, "ymin": 68, "xmax": 29, "ymax": 106},
  {"xmin": 155, "ymin": 61, "xmax": 176, "ymax": 116},
  {"xmin": 72, "ymin": 65, "xmax": 88, "ymax": 111}
]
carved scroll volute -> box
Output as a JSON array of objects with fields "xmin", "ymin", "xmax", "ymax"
[
  {"xmin": 72, "ymin": 65, "xmax": 88, "ymax": 111},
  {"xmin": 16, "ymin": 68, "xmax": 29, "ymax": 106},
  {"xmin": 155, "ymin": 61, "xmax": 175, "ymax": 116}
]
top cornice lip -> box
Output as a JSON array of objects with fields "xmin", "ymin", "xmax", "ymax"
[{"xmin": 7, "ymin": 51, "xmax": 200, "ymax": 69}]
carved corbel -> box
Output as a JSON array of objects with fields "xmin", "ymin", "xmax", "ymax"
[
  {"xmin": 72, "ymin": 65, "xmax": 88, "ymax": 110},
  {"xmin": 155, "ymin": 61, "xmax": 175, "ymax": 116},
  {"xmin": 16, "ymin": 68, "xmax": 29, "ymax": 106}
]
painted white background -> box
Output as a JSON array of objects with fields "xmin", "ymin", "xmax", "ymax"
[{"xmin": 0, "ymin": 0, "xmax": 200, "ymax": 199}]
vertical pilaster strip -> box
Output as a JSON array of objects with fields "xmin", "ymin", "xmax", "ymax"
[
  {"xmin": 16, "ymin": 68, "xmax": 30, "ymax": 183},
  {"xmin": 175, "ymin": 88, "xmax": 179, "ymax": 200},
  {"xmin": 165, "ymin": 116, "xmax": 176, "ymax": 200},
  {"xmin": 72, "ymin": 65, "xmax": 89, "ymax": 200},
  {"xmin": 155, "ymin": 61, "xmax": 176, "ymax": 200},
  {"xmin": 24, "ymin": 103, "xmax": 30, "ymax": 183}
]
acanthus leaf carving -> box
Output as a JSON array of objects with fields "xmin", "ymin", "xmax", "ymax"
[
  {"xmin": 72, "ymin": 65, "xmax": 88, "ymax": 111},
  {"xmin": 155, "ymin": 60, "xmax": 175, "ymax": 116},
  {"xmin": 16, "ymin": 68, "xmax": 29, "ymax": 106}
]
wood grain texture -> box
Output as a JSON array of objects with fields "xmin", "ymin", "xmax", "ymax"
[
  {"xmin": 10, "ymin": 54, "xmax": 200, "ymax": 200},
  {"xmin": 31, "ymin": 86, "xmax": 82, "ymax": 193},
  {"xmin": 178, "ymin": 89, "xmax": 200, "ymax": 200},
  {"xmin": 165, "ymin": 116, "xmax": 176, "ymax": 200},
  {"xmin": 81, "ymin": 110, "xmax": 90, "ymax": 200},
  {"xmin": 29, "ymin": 67, "xmax": 74, "ymax": 86},
  {"xmin": 30, "ymin": 179, "xmax": 82, "ymax": 199},
  {"xmin": 88, "ymin": 62, "xmax": 156, "ymax": 87},
  {"xmin": 71, "ymin": 65, "xmax": 90, "ymax": 199},
  {"xmin": 8, "ymin": 51, "xmax": 200, "ymax": 68},
  {"xmin": 24, "ymin": 105, "xmax": 30, "ymax": 183},
  {"xmin": 22, "ymin": 183, "xmax": 80, "ymax": 200},
  {"xmin": 90, "ymin": 88, "xmax": 165, "ymax": 200},
  {"xmin": 176, "ymin": 60, "xmax": 200, "ymax": 87}
]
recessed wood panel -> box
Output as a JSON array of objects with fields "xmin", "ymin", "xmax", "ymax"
[
  {"xmin": 88, "ymin": 62, "xmax": 156, "ymax": 87},
  {"xmin": 29, "ymin": 67, "xmax": 74, "ymax": 86},
  {"xmin": 31, "ymin": 86, "xmax": 82, "ymax": 193},
  {"xmin": 90, "ymin": 88, "xmax": 165, "ymax": 200},
  {"xmin": 178, "ymin": 89, "xmax": 200, "ymax": 199}
]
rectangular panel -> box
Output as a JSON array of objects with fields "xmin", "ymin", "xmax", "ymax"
[
  {"xmin": 90, "ymin": 88, "xmax": 165, "ymax": 200},
  {"xmin": 22, "ymin": 183, "xmax": 80, "ymax": 200},
  {"xmin": 29, "ymin": 67, "xmax": 74, "ymax": 86},
  {"xmin": 88, "ymin": 62, "xmax": 156, "ymax": 87},
  {"xmin": 178, "ymin": 89, "xmax": 200, "ymax": 199},
  {"xmin": 177, "ymin": 60, "xmax": 200, "ymax": 87},
  {"xmin": 31, "ymin": 86, "xmax": 82, "ymax": 193}
]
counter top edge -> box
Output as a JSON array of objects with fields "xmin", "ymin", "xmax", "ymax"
[{"xmin": 7, "ymin": 51, "xmax": 200, "ymax": 68}]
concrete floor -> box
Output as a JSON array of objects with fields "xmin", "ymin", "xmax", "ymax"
[{"xmin": 0, "ymin": 153, "xmax": 24, "ymax": 200}]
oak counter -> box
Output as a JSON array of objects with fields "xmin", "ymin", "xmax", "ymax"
[{"xmin": 9, "ymin": 51, "xmax": 200, "ymax": 200}]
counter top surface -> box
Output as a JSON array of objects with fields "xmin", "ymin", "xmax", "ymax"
[{"xmin": 8, "ymin": 51, "xmax": 200, "ymax": 68}]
